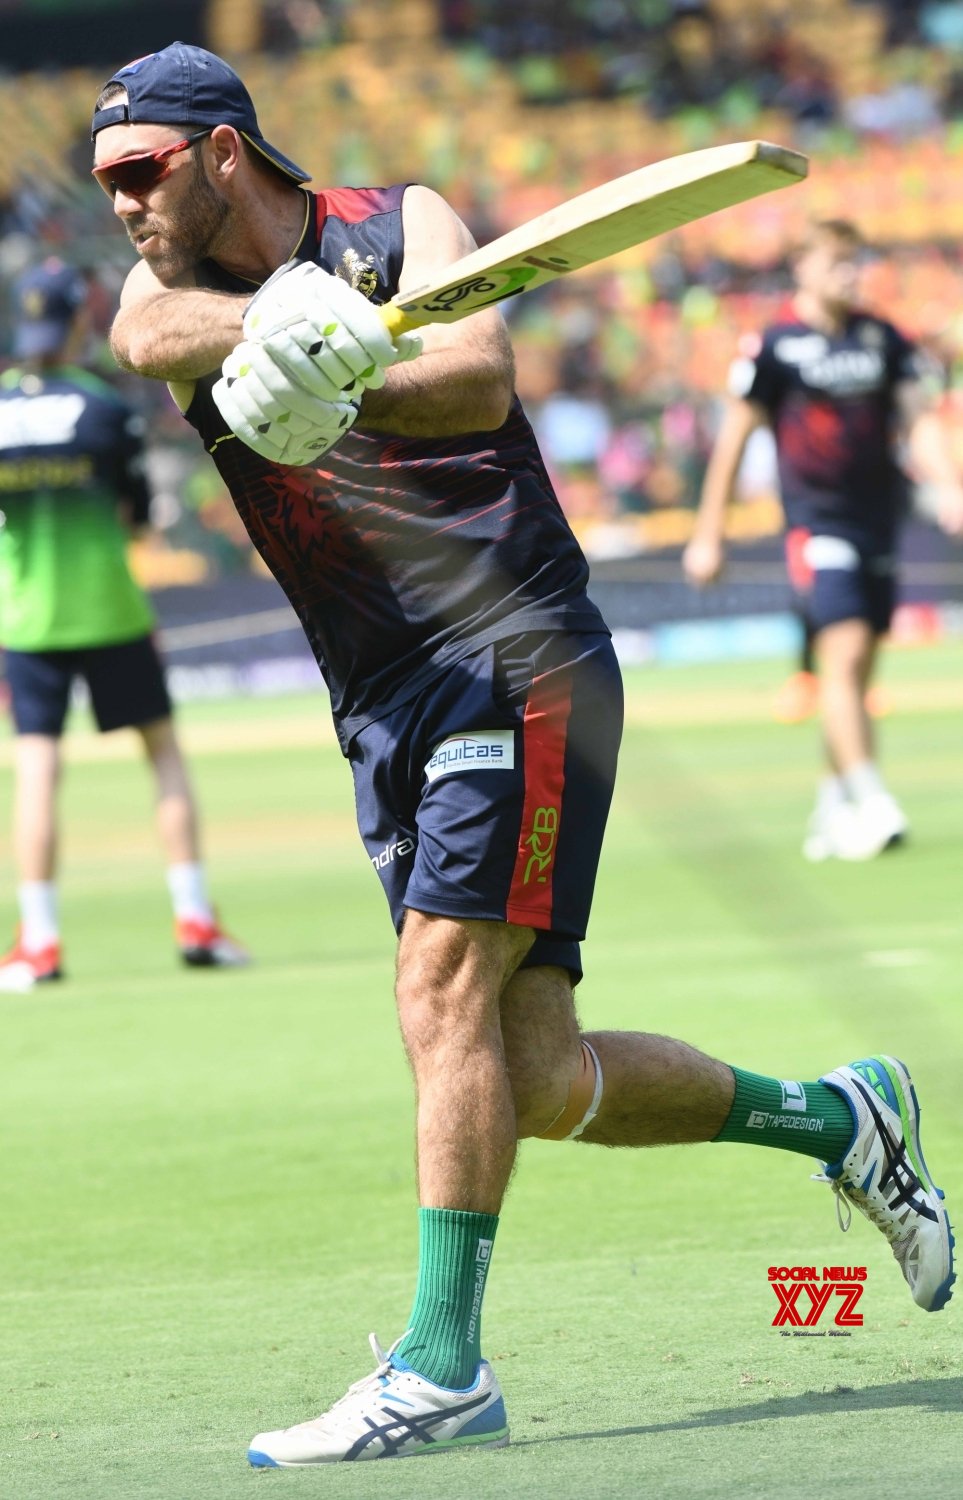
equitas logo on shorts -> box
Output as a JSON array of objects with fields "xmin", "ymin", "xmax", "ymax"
[
  {"xmin": 769, "ymin": 1265, "xmax": 866, "ymax": 1334},
  {"xmin": 424, "ymin": 731, "xmax": 515, "ymax": 784}
]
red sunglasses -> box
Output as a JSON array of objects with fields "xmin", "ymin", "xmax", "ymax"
[{"xmin": 92, "ymin": 129, "xmax": 212, "ymax": 198}]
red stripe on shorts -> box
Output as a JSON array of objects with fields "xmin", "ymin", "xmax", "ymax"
[
  {"xmin": 506, "ymin": 669, "xmax": 573, "ymax": 930},
  {"xmin": 785, "ymin": 527, "xmax": 813, "ymax": 593}
]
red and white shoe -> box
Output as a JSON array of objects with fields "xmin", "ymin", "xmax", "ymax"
[
  {"xmin": 0, "ymin": 931, "xmax": 63, "ymax": 993},
  {"xmin": 176, "ymin": 914, "xmax": 250, "ymax": 968}
]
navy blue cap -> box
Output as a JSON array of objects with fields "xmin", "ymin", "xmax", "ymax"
[
  {"xmin": 91, "ymin": 42, "xmax": 310, "ymax": 184},
  {"xmin": 13, "ymin": 259, "xmax": 87, "ymax": 359}
]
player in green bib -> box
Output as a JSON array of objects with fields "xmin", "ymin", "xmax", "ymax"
[{"xmin": 0, "ymin": 258, "xmax": 248, "ymax": 989}]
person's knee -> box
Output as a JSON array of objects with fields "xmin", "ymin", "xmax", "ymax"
[
  {"xmin": 817, "ymin": 620, "xmax": 875, "ymax": 676},
  {"xmin": 532, "ymin": 1039, "xmax": 603, "ymax": 1141},
  {"xmin": 500, "ymin": 965, "xmax": 591, "ymax": 1138},
  {"xmin": 14, "ymin": 734, "xmax": 61, "ymax": 784},
  {"xmin": 395, "ymin": 912, "xmax": 532, "ymax": 1060},
  {"xmin": 139, "ymin": 715, "xmax": 179, "ymax": 762},
  {"xmin": 512, "ymin": 1049, "xmax": 578, "ymax": 1138}
]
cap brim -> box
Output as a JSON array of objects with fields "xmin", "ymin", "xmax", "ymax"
[
  {"xmin": 241, "ymin": 132, "xmax": 311, "ymax": 184},
  {"xmin": 14, "ymin": 319, "xmax": 71, "ymax": 358}
]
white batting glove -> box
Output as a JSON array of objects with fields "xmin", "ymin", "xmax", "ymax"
[
  {"xmin": 244, "ymin": 261, "xmax": 421, "ymax": 397},
  {"xmin": 212, "ymin": 339, "xmax": 359, "ymax": 466},
  {"xmin": 255, "ymin": 323, "xmax": 380, "ymax": 405}
]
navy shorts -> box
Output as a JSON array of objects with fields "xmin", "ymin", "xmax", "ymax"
[
  {"xmin": 4, "ymin": 633, "xmax": 172, "ymax": 736},
  {"xmin": 349, "ymin": 631, "xmax": 624, "ymax": 982},
  {"xmin": 786, "ymin": 528, "xmax": 897, "ymax": 635}
]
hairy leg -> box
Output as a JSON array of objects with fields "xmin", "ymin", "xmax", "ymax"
[
  {"xmin": 500, "ymin": 968, "xmax": 734, "ymax": 1146},
  {"xmin": 579, "ymin": 1032, "xmax": 733, "ymax": 1145},
  {"xmin": 395, "ymin": 911, "xmax": 534, "ymax": 1212},
  {"xmin": 499, "ymin": 965, "xmax": 582, "ymax": 1136}
]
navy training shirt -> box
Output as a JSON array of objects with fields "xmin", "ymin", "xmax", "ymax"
[
  {"xmin": 0, "ymin": 365, "xmax": 149, "ymax": 521},
  {"xmin": 185, "ymin": 186, "xmax": 607, "ymax": 750},
  {"xmin": 730, "ymin": 310, "xmax": 924, "ymax": 542}
]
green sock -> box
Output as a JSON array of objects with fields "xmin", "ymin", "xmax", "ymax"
[
  {"xmin": 393, "ymin": 1208, "xmax": 498, "ymax": 1390},
  {"xmin": 714, "ymin": 1068, "xmax": 855, "ymax": 1162}
]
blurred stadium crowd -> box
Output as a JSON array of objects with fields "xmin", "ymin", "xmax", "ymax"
[{"xmin": 3, "ymin": 0, "xmax": 963, "ymax": 579}]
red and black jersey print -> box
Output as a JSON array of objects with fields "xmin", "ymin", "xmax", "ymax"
[
  {"xmin": 184, "ymin": 186, "xmax": 605, "ymax": 750},
  {"xmin": 733, "ymin": 311, "xmax": 923, "ymax": 542}
]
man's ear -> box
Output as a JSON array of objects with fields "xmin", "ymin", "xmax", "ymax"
[{"xmin": 208, "ymin": 124, "xmax": 243, "ymax": 182}]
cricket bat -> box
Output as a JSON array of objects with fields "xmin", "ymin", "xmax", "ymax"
[{"xmin": 380, "ymin": 140, "xmax": 807, "ymax": 337}]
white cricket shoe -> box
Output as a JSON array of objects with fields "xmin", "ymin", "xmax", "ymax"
[
  {"xmin": 817, "ymin": 1057, "xmax": 955, "ymax": 1311},
  {"xmin": 247, "ymin": 1333, "xmax": 509, "ymax": 1466},
  {"xmin": 804, "ymin": 795, "xmax": 908, "ymax": 862},
  {"xmin": 802, "ymin": 803, "xmax": 841, "ymax": 862},
  {"xmin": 838, "ymin": 792, "xmax": 908, "ymax": 860}
]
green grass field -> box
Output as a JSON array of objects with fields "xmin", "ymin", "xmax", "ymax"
[{"xmin": 2, "ymin": 644, "xmax": 962, "ymax": 1499}]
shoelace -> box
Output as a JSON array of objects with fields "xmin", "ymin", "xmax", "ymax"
[
  {"xmin": 811, "ymin": 1170, "xmax": 910, "ymax": 1245},
  {"xmin": 812, "ymin": 1171, "xmax": 854, "ymax": 1232},
  {"xmin": 329, "ymin": 1331, "xmax": 413, "ymax": 1412}
]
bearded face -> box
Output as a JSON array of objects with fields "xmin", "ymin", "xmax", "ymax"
[{"xmin": 123, "ymin": 151, "xmax": 233, "ymax": 283}]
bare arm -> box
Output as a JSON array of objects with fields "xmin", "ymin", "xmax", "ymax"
[
  {"xmin": 110, "ymin": 258, "xmax": 248, "ymax": 382},
  {"xmin": 683, "ymin": 396, "xmax": 767, "ymax": 584},
  {"xmin": 110, "ymin": 186, "xmax": 515, "ymax": 434},
  {"xmin": 358, "ymin": 186, "xmax": 515, "ymax": 436},
  {"xmin": 897, "ymin": 381, "xmax": 963, "ymax": 536}
]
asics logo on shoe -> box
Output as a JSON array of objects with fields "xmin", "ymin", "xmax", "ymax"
[
  {"xmin": 818, "ymin": 1057, "xmax": 954, "ymax": 1312},
  {"xmin": 847, "ymin": 1076, "xmax": 937, "ymax": 1223},
  {"xmin": 344, "ymin": 1391, "xmax": 491, "ymax": 1460},
  {"xmin": 248, "ymin": 1333, "xmax": 509, "ymax": 1465}
]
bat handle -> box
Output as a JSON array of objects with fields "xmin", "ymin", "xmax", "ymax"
[{"xmin": 379, "ymin": 302, "xmax": 418, "ymax": 340}]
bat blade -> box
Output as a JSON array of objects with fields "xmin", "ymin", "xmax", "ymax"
[{"xmin": 381, "ymin": 140, "xmax": 807, "ymax": 335}]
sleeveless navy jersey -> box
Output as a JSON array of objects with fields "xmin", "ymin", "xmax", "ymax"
[
  {"xmin": 186, "ymin": 187, "xmax": 607, "ymax": 750},
  {"xmin": 730, "ymin": 311, "xmax": 923, "ymax": 542}
]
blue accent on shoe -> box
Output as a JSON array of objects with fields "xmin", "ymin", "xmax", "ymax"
[
  {"xmin": 929, "ymin": 1215, "xmax": 957, "ymax": 1312},
  {"xmin": 817, "ymin": 1076, "xmax": 857, "ymax": 1176},
  {"xmin": 388, "ymin": 1357, "xmax": 483, "ymax": 1395},
  {"xmin": 859, "ymin": 1161, "xmax": 877, "ymax": 1194},
  {"xmin": 850, "ymin": 1058, "xmax": 900, "ymax": 1114},
  {"xmin": 457, "ymin": 1393, "xmax": 508, "ymax": 1438},
  {"xmin": 383, "ymin": 1390, "xmax": 415, "ymax": 1408},
  {"xmin": 247, "ymin": 1449, "xmax": 280, "ymax": 1468},
  {"xmin": 905, "ymin": 1074, "xmax": 939, "ymax": 1192}
]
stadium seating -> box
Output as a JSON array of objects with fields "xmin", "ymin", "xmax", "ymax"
[{"xmin": 4, "ymin": 0, "xmax": 963, "ymax": 568}]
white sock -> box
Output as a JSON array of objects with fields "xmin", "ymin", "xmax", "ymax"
[
  {"xmin": 843, "ymin": 761, "xmax": 886, "ymax": 805},
  {"xmin": 166, "ymin": 863, "xmax": 213, "ymax": 923},
  {"xmin": 815, "ymin": 775, "xmax": 847, "ymax": 818},
  {"xmin": 18, "ymin": 881, "xmax": 59, "ymax": 951}
]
